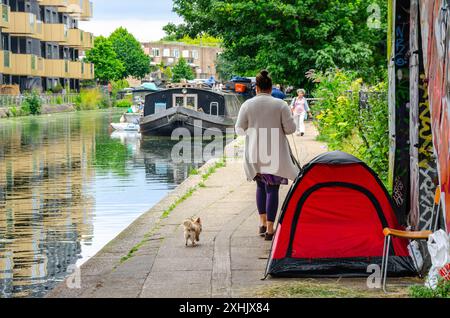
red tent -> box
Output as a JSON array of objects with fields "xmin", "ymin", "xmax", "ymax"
[{"xmin": 266, "ymin": 151, "xmax": 416, "ymax": 277}]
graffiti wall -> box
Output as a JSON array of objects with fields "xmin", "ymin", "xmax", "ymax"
[{"xmin": 418, "ymin": 0, "xmax": 450, "ymax": 232}]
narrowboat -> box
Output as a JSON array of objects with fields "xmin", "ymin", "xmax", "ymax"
[{"xmin": 140, "ymin": 87, "xmax": 244, "ymax": 136}]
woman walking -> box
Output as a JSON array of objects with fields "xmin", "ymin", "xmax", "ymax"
[
  {"xmin": 290, "ymin": 89, "xmax": 311, "ymax": 136},
  {"xmin": 235, "ymin": 70, "xmax": 300, "ymax": 241}
]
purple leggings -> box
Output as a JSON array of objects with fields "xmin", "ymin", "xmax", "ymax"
[{"xmin": 256, "ymin": 180, "xmax": 280, "ymax": 222}]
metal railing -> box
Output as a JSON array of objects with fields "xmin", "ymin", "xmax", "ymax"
[{"xmin": 0, "ymin": 93, "xmax": 79, "ymax": 108}]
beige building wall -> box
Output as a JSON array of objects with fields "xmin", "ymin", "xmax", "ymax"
[{"xmin": 142, "ymin": 42, "xmax": 223, "ymax": 80}]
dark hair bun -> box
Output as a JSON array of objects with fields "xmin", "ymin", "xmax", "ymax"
[{"xmin": 260, "ymin": 70, "xmax": 269, "ymax": 78}]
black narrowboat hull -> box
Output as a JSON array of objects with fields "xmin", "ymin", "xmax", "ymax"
[{"xmin": 139, "ymin": 107, "xmax": 235, "ymax": 136}]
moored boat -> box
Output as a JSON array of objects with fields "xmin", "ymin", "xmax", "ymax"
[{"xmin": 140, "ymin": 87, "xmax": 244, "ymax": 136}]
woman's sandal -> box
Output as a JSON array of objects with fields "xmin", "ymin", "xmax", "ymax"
[
  {"xmin": 259, "ymin": 226, "xmax": 267, "ymax": 237},
  {"xmin": 265, "ymin": 232, "xmax": 274, "ymax": 241}
]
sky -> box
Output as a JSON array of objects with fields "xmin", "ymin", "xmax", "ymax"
[{"xmin": 79, "ymin": 0, "xmax": 183, "ymax": 42}]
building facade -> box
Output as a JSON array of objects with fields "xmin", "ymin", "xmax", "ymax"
[
  {"xmin": 142, "ymin": 41, "xmax": 222, "ymax": 80},
  {"xmin": 0, "ymin": 0, "xmax": 94, "ymax": 93}
]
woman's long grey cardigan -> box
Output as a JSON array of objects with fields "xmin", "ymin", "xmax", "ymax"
[{"xmin": 235, "ymin": 93, "xmax": 300, "ymax": 182}]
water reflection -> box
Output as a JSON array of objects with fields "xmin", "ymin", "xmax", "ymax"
[{"xmin": 0, "ymin": 110, "xmax": 214, "ymax": 298}]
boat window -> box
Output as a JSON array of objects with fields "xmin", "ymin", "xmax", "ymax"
[
  {"xmin": 173, "ymin": 94, "xmax": 198, "ymax": 110},
  {"xmin": 186, "ymin": 96, "xmax": 196, "ymax": 109},
  {"xmin": 210, "ymin": 102, "xmax": 219, "ymax": 116},
  {"xmin": 174, "ymin": 96, "xmax": 184, "ymax": 107}
]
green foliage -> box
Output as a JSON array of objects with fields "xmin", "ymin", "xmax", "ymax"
[
  {"xmin": 55, "ymin": 96, "xmax": 63, "ymax": 105},
  {"xmin": 161, "ymin": 32, "xmax": 222, "ymax": 47},
  {"xmin": 22, "ymin": 92, "xmax": 42, "ymax": 115},
  {"xmin": 9, "ymin": 105, "xmax": 30, "ymax": 117},
  {"xmin": 85, "ymin": 36, "xmax": 125, "ymax": 84},
  {"xmin": 166, "ymin": 0, "xmax": 387, "ymax": 86},
  {"xmin": 75, "ymin": 89, "xmax": 103, "ymax": 110},
  {"xmin": 172, "ymin": 57, "xmax": 195, "ymax": 83},
  {"xmin": 311, "ymin": 69, "xmax": 389, "ymax": 186},
  {"xmin": 109, "ymin": 27, "xmax": 151, "ymax": 79},
  {"xmin": 115, "ymin": 99, "xmax": 133, "ymax": 108},
  {"xmin": 51, "ymin": 83, "xmax": 64, "ymax": 94},
  {"xmin": 163, "ymin": 66, "xmax": 173, "ymax": 81},
  {"xmin": 409, "ymin": 280, "xmax": 450, "ymax": 298},
  {"xmin": 112, "ymin": 79, "xmax": 130, "ymax": 98}
]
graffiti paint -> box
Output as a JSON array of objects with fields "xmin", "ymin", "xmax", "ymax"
[
  {"xmin": 409, "ymin": 0, "xmax": 420, "ymax": 229},
  {"xmin": 418, "ymin": 0, "xmax": 450, "ymax": 233},
  {"xmin": 390, "ymin": 0, "xmax": 411, "ymax": 225},
  {"xmin": 417, "ymin": 74, "xmax": 439, "ymax": 230}
]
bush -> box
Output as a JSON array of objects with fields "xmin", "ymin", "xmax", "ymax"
[
  {"xmin": 310, "ymin": 69, "xmax": 389, "ymax": 187},
  {"xmin": 115, "ymin": 99, "xmax": 133, "ymax": 108},
  {"xmin": 409, "ymin": 279, "xmax": 450, "ymax": 298},
  {"xmin": 22, "ymin": 92, "xmax": 42, "ymax": 115},
  {"xmin": 56, "ymin": 96, "xmax": 63, "ymax": 105},
  {"xmin": 112, "ymin": 79, "xmax": 130, "ymax": 98},
  {"xmin": 75, "ymin": 89, "xmax": 102, "ymax": 110},
  {"xmin": 51, "ymin": 83, "xmax": 64, "ymax": 94}
]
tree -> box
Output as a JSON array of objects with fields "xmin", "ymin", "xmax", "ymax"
[
  {"xmin": 163, "ymin": 67, "xmax": 173, "ymax": 81},
  {"xmin": 109, "ymin": 27, "xmax": 151, "ymax": 79},
  {"xmin": 85, "ymin": 36, "xmax": 125, "ymax": 84},
  {"xmin": 172, "ymin": 57, "xmax": 195, "ymax": 82},
  {"xmin": 165, "ymin": 0, "xmax": 387, "ymax": 87}
]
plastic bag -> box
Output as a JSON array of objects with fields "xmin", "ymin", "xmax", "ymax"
[{"xmin": 425, "ymin": 230, "xmax": 450, "ymax": 289}]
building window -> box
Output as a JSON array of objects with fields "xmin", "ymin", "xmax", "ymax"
[
  {"xmin": 192, "ymin": 50, "xmax": 199, "ymax": 60},
  {"xmin": 163, "ymin": 48, "xmax": 170, "ymax": 57},
  {"xmin": 182, "ymin": 50, "xmax": 189, "ymax": 58},
  {"xmin": 152, "ymin": 48, "xmax": 160, "ymax": 57},
  {"xmin": 173, "ymin": 49, "xmax": 179, "ymax": 58}
]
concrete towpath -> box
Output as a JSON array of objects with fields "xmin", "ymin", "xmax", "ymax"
[{"xmin": 47, "ymin": 123, "xmax": 414, "ymax": 298}]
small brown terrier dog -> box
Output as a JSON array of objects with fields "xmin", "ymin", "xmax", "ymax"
[{"xmin": 183, "ymin": 217, "xmax": 202, "ymax": 247}]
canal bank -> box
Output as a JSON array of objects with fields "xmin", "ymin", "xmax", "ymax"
[{"xmin": 47, "ymin": 122, "xmax": 417, "ymax": 298}]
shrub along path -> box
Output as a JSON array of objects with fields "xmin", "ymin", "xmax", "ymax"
[{"xmin": 47, "ymin": 123, "xmax": 417, "ymax": 298}]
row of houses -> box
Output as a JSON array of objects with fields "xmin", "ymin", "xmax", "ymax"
[{"xmin": 142, "ymin": 41, "xmax": 223, "ymax": 80}]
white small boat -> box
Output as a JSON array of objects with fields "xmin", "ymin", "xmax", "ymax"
[{"xmin": 111, "ymin": 123, "xmax": 140, "ymax": 132}]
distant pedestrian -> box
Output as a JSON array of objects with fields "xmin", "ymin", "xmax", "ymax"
[
  {"xmin": 235, "ymin": 70, "xmax": 299, "ymax": 241},
  {"xmin": 290, "ymin": 89, "xmax": 312, "ymax": 136},
  {"xmin": 271, "ymin": 84, "xmax": 286, "ymax": 100},
  {"xmin": 107, "ymin": 82, "xmax": 113, "ymax": 98}
]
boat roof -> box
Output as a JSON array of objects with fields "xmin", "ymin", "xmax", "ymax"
[{"xmin": 147, "ymin": 87, "xmax": 237, "ymax": 97}]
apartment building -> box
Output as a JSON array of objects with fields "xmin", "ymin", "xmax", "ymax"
[
  {"xmin": 0, "ymin": 0, "xmax": 94, "ymax": 93},
  {"xmin": 142, "ymin": 41, "xmax": 222, "ymax": 80}
]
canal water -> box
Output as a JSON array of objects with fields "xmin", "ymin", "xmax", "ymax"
[{"xmin": 0, "ymin": 110, "xmax": 209, "ymax": 298}]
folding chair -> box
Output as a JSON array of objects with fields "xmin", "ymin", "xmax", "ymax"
[
  {"xmin": 381, "ymin": 228, "xmax": 432, "ymax": 293},
  {"xmin": 381, "ymin": 185, "xmax": 442, "ymax": 293}
]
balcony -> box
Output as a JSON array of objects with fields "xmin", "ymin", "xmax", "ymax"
[
  {"xmin": 57, "ymin": 0, "xmax": 82, "ymax": 15},
  {"xmin": 67, "ymin": 29, "xmax": 93, "ymax": 49},
  {"xmin": 38, "ymin": 0, "xmax": 68, "ymax": 6},
  {"xmin": 45, "ymin": 59, "xmax": 93, "ymax": 79},
  {"xmin": 0, "ymin": 51, "xmax": 44, "ymax": 77},
  {"xmin": 4, "ymin": 12, "xmax": 43, "ymax": 39},
  {"xmin": 0, "ymin": 4, "xmax": 10, "ymax": 29},
  {"xmin": 81, "ymin": 61, "xmax": 94, "ymax": 80},
  {"xmin": 81, "ymin": 0, "xmax": 93, "ymax": 21},
  {"xmin": 43, "ymin": 23, "xmax": 68, "ymax": 43}
]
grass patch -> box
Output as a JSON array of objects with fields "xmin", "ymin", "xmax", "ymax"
[
  {"xmin": 162, "ymin": 186, "xmax": 197, "ymax": 219},
  {"xmin": 254, "ymin": 280, "xmax": 409, "ymax": 298},
  {"xmin": 189, "ymin": 168, "xmax": 199, "ymax": 176}
]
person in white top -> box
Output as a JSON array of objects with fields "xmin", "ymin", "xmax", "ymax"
[{"xmin": 290, "ymin": 89, "xmax": 312, "ymax": 136}]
